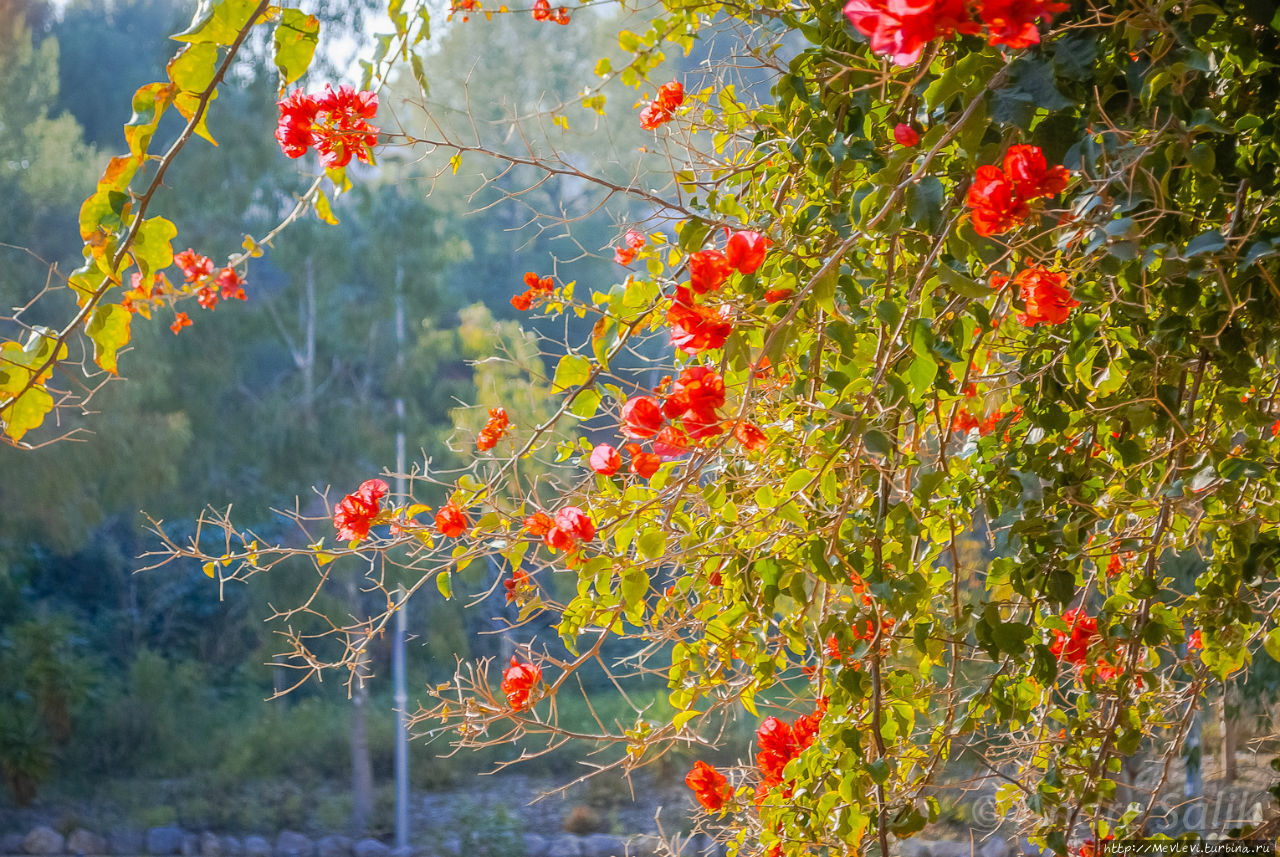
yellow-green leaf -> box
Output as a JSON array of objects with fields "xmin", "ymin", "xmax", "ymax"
[
  {"xmin": 273, "ymin": 9, "xmax": 320, "ymax": 90},
  {"xmin": 552, "ymin": 353, "xmax": 592, "ymax": 392},
  {"xmin": 314, "ymin": 188, "xmax": 339, "ymax": 225},
  {"xmin": 173, "ymin": 0, "xmax": 264, "ymax": 46},
  {"xmin": 86, "ymin": 304, "xmax": 133, "ymax": 375},
  {"xmin": 132, "ymin": 216, "xmax": 178, "ymax": 281},
  {"xmin": 167, "ymin": 42, "xmax": 219, "ymax": 93},
  {"xmin": 1, "ymin": 386, "xmax": 54, "ymax": 443}
]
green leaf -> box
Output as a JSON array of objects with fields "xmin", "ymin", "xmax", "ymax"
[
  {"xmin": 936, "ymin": 264, "xmax": 989, "ymax": 299},
  {"xmin": 167, "ymin": 42, "xmax": 219, "ymax": 92},
  {"xmin": 436, "ymin": 571, "xmax": 452, "ymax": 599},
  {"xmin": 273, "ymin": 9, "xmax": 320, "ymax": 90},
  {"xmin": 86, "ymin": 304, "xmax": 133, "ymax": 375},
  {"xmin": 906, "ymin": 177, "xmax": 944, "ymax": 233},
  {"xmin": 1184, "ymin": 230, "xmax": 1226, "ymax": 258},
  {"xmin": 621, "ymin": 568, "xmax": 649, "ymax": 610},
  {"xmin": 132, "ymin": 217, "xmax": 178, "ymax": 281},
  {"xmin": 637, "ymin": 529, "xmax": 666, "ymax": 560},
  {"xmin": 1, "ymin": 386, "xmax": 53, "ymax": 443},
  {"xmin": 123, "ymin": 82, "xmax": 175, "ymax": 157},
  {"xmin": 552, "ymin": 353, "xmax": 593, "ymax": 392},
  {"xmin": 173, "ymin": 0, "xmax": 263, "ymax": 45}
]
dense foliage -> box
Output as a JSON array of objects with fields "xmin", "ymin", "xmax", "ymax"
[{"xmin": 6, "ymin": 0, "xmax": 1280, "ymax": 853}]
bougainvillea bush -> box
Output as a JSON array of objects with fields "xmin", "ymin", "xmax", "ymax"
[{"xmin": 7, "ymin": 0, "xmax": 1280, "ymax": 853}]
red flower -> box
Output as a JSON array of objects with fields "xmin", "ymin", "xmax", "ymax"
[
  {"xmin": 477, "ymin": 407, "xmax": 510, "ymax": 451},
  {"xmin": 685, "ymin": 761, "xmax": 732, "ymax": 812},
  {"xmin": 333, "ymin": 478, "xmax": 389, "ymax": 543},
  {"xmin": 501, "ymin": 656, "xmax": 542, "ymax": 711},
  {"xmin": 174, "ymin": 249, "xmax": 213, "ymax": 282},
  {"xmin": 764, "ymin": 288, "xmax": 794, "ymax": 303},
  {"xmin": 621, "ymin": 396, "xmax": 664, "ymax": 439},
  {"xmin": 1188, "ymin": 630, "xmax": 1203, "ymax": 651},
  {"xmin": 724, "ymin": 230, "xmax": 771, "ymax": 275},
  {"xmin": 626, "ymin": 444, "xmax": 661, "ymax": 478},
  {"xmin": 1049, "ymin": 608, "xmax": 1098, "ymax": 667},
  {"xmin": 170, "ymin": 312, "xmax": 193, "ymax": 334},
  {"xmin": 523, "ymin": 511, "xmax": 554, "ymax": 536},
  {"xmin": 588, "ymin": 443, "xmax": 622, "ymax": 475},
  {"xmin": 755, "ymin": 716, "xmax": 797, "ymax": 788},
  {"xmin": 1106, "ymin": 555, "xmax": 1123, "ymax": 577},
  {"xmin": 1014, "ymin": 266, "xmax": 1077, "ymax": 326},
  {"xmin": 656, "ymin": 81, "xmax": 684, "ymax": 111},
  {"xmin": 977, "ymin": 0, "xmax": 1068, "ymax": 49},
  {"xmin": 435, "ymin": 501, "xmax": 469, "ymax": 538},
  {"xmin": 734, "ymin": 421, "xmax": 768, "ymax": 451},
  {"xmin": 843, "ymin": 0, "xmax": 976, "ymax": 66},
  {"xmin": 545, "ymin": 506, "xmax": 595, "ymax": 552},
  {"xmin": 216, "ymin": 267, "xmax": 246, "ymax": 301},
  {"xmin": 653, "ymin": 424, "xmax": 690, "ymax": 458},
  {"xmin": 511, "ymin": 291, "xmax": 533, "ymax": 310},
  {"xmin": 551, "ymin": 6, "xmax": 569, "ymax": 24},
  {"xmin": 893, "ymin": 123, "xmax": 920, "ymax": 147},
  {"xmin": 951, "ymin": 407, "xmax": 980, "ymax": 435},
  {"xmin": 638, "ymin": 81, "xmax": 684, "ymax": 129},
  {"xmin": 196, "ymin": 286, "xmax": 218, "ymax": 310},
  {"xmin": 668, "ymin": 288, "xmax": 733, "ymax": 354},
  {"xmin": 624, "ymin": 229, "xmax": 646, "ymax": 249},
  {"xmin": 966, "ymin": 165, "xmax": 1029, "ymax": 236},
  {"xmin": 511, "ymin": 271, "xmax": 555, "ymax": 311},
  {"xmin": 613, "ymin": 247, "xmax": 637, "ymax": 265},
  {"xmin": 531, "ymin": 0, "xmax": 550, "ymax": 20},
  {"xmin": 1002, "ymin": 144, "xmax": 1070, "ymax": 200},
  {"xmin": 275, "ymin": 85, "xmax": 379, "ymax": 168},
  {"xmin": 688, "ymin": 250, "xmax": 732, "ymax": 294},
  {"xmin": 503, "ymin": 569, "xmax": 529, "ymax": 602}
]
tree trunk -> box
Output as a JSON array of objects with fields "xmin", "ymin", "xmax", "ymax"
[
  {"xmin": 1220, "ymin": 681, "xmax": 1237, "ymax": 784},
  {"xmin": 347, "ymin": 576, "xmax": 374, "ymax": 834}
]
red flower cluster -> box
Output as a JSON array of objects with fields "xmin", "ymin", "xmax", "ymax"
[
  {"xmin": 1014, "ymin": 265, "xmax": 1077, "ymax": 326},
  {"xmin": 685, "ymin": 761, "xmax": 732, "ymax": 812},
  {"xmin": 893, "ymin": 122, "xmax": 920, "ymax": 147},
  {"xmin": 175, "ymin": 249, "xmax": 213, "ymax": 282},
  {"xmin": 755, "ymin": 700, "xmax": 827, "ymax": 798},
  {"xmin": 333, "ymin": 478, "xmax": 390, "ymax": 543},
  {"xmin": 966, "ymin": 146, "xmax": 1070, "ymax": 236},
  {"xmin": 1049, "ymin": 608, "xmax": 1098, "ymax": 666},
  {"xmin": 843, "ymin": 0, "xmax": 1065, "ymax": 66},
  {"xmin": 619, "ymin": 367, "xmax": 766, "ymax": 458},
  {"xmin": 501, "ymin": 656, "xmax": 541, "ymax": 711},
  {"xmin": 477, "ymin": 407, "xmax": 510, "ymax": 451},
  {"xmin": 638, "ymin": 81, "xmax": 684, "ymax": 130},
  {"xmin": 435, "ymin": 501, "xmax": 470, "ymax": 538},
  {"xmin": 951, "ymin": 405, "xmax": 1016, "ymax": 437},
  {"xmin": 170, "ymin": 312, "xmax": 193, "ymax": 335},
  {"xmin": 531, "ymin": 0, "xmax": 570, "ymax": 23},
  {"xmin": 666, "ymin": 229, "xmax": 770, "ymax": 354},
  {"xmin": 511, "ymin": 271, "xmax": 555, "ymax": 311},
  {"xmin": 275, "ymin": 85, "xmax": 379, "ymax": 169},
  {"xmin": 613, "ymin": 229, "xmax": 646, "ymax": 266},
  {"xmin": 544, "ymin": 506, "xmax": 595, "ymax": 553}
]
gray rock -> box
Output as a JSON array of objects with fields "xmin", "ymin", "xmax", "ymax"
[
  {"xmin": 23, "ymin": 828, "xmax": 64, "ymax": 856},
  {"xmin": 549, "ymin": 836, "xmax": 583, "ymax": 857},
  {"xmin": 220, "ymin": 839, "xmax": 242, "ymax": 857},
  {"xmin": 351, "ymin": 841, "xmax": 388, "ymax": 857},
  {"xmin": 315, "ymin": 837, "xmax": 351, "ymax": 857},
  {"xmin": 522, "ymin": 835, "xmax": 549, "ymax": 857},
  {"xmin": 242, "ymin": 838, "xmax": 271, "ymax": 857},
  {"xmin": 581, "ymin": 837, "xmax": 625, "ymax": 857},
  {"xmin": 979, "ymin": 838, "xmax": 1010, "ymax": 857},
  {"xmin": 68, "ymin": 830, "xmax": 108, "ymax": 856},
  {"xmin": 4, "ymin": 834, "xmax": 29, "ymax": 855},
  {"xmin": 387, "ymin": 849, "xmax": 413, "ymax": 857},
  {"xmin": 109, "ymin": 832, "xmax": 144, "ymax": 856},
  {"xmin": 147, "ymin": 829, "xmax": 184, "ymax": 857},
  {"xmin": 183, "ymin": 836, "xmax": 200, "ymax": 857},
  {"xmin": 623, "ymin": 836, "xmax": 662, "ymax": 857},
  {"xmin": 275, "ymin": 834, "xmax": 313, "ymax": 857},
  {"xmin": 435, "ymin": 839, "xmax": 460, "ymax": 857},
  {"xmin": 929, "ymin": 843, "xmax": 973, "ymax": 857},
  {"xmin": 199, "ymin": 834, "xmax": 223, "ymax": 857}
]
